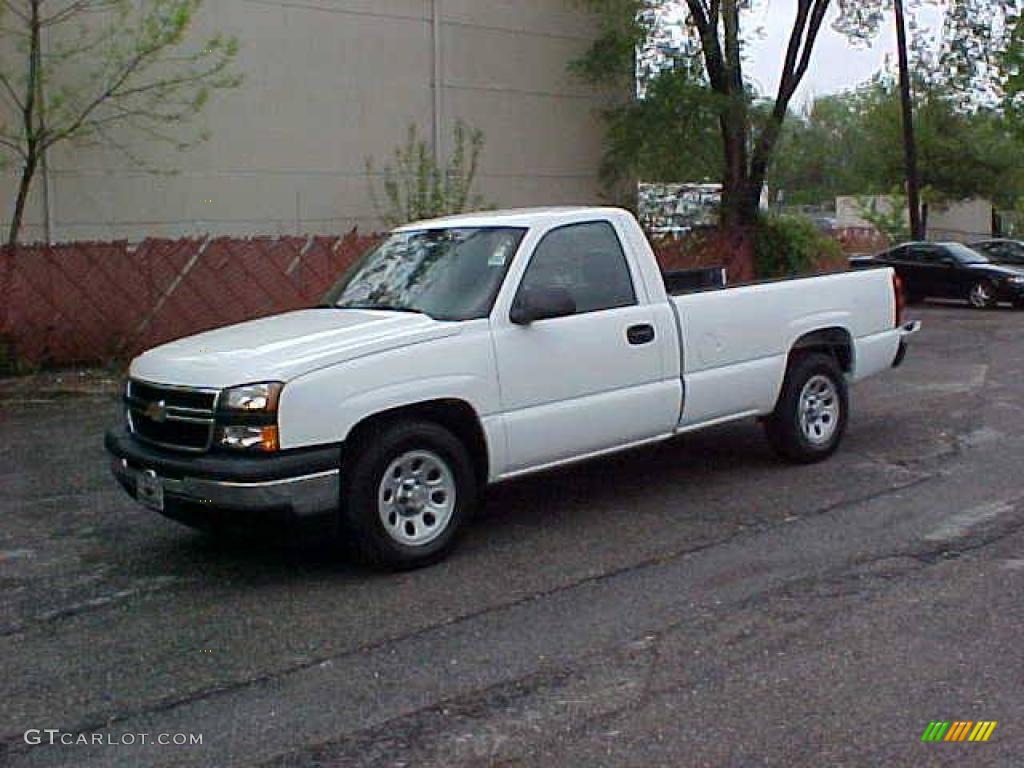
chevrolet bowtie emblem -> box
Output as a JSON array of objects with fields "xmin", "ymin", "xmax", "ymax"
[{"xmin": 145, "ymin": 400, "xmax": 169, "ymax": 423}]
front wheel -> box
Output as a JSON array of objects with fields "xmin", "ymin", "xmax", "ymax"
[
  {"xmin": 764, "ymin": 353, "xmax": 849, "ymax": 464},
  {"xmin": 968, "ymin": 280, "xmax": 997, "ymax": 309},
  {"xmin": 341, "ymin": 420, "xmax": 477, "ymax": 570}
]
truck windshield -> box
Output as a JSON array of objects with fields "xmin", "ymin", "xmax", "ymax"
[{"xmin": 322, "ymin": 227, "xmax": 526, "ymax": 321}]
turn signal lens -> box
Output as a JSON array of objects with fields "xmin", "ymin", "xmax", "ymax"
[{"xmin": 218, "ymin": 425, "xmax": 280, "ymax": 452}]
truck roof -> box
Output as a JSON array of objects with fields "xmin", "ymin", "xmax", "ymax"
[{"xmin": 396, "ymin": 206, "xmax": 629, "ymax": 231}]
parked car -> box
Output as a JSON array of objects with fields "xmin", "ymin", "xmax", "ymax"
[
  {"xmin": 853, "ymin": 241, "xmax": 1024, "ymax": 309},
  {"xmin": 107, "ymin": 207, "xmax": 919, "ymax": 569},
  {"xmin": 970, "ymin": 238, "xmax": 1024, "ymax": 266}
]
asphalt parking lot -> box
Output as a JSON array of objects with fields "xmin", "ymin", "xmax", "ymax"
[{"xmin": 2, "ymin": 303, "xmax": 1023, "ymax": 767}]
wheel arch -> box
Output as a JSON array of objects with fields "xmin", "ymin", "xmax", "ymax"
[
  {"xmin": 342, "ymin": 399, "xmax": 490, "ymax": 489},
  {"xmin": 788, "ymin": 326, "xmax": 854, "ymax": 376}
]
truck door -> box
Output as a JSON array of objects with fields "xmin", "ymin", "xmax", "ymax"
[{"xmin": 491, "ymin": 221, "xmax": 676, "ymax": 474}]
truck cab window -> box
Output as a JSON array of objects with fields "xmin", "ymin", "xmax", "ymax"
[{"xmin": 518, "ymin": 221, "xmax": 637, "ymax": 314}]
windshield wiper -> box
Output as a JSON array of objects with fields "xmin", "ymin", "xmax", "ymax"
[{"xmin": 332, "ymin": 303, "xmax": 432, "ymax": 317}]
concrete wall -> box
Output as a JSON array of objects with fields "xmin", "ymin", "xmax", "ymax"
[
  {"xmin": 0, "ymin": 0, "xmax": 613, "ymax": 243},
  {"xmin": 836, "ymin": 195, "xmax": 994, "ymax": 242}
]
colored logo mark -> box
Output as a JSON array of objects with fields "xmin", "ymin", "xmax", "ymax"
[{"xmin": 921, "ymin": 721, "xmax": 997, "ymax": 742}]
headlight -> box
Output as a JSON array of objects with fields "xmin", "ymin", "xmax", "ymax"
[
  {"xmin": 217, "ymin": 382, "xmax": 283, "ymax": 452},
  {"xmin": 1007, "ymin": 275, "xmax": 1024, "ymax": 284},
  {"xmin": 219, "ymin": 382, "xmax": 283, "ymax": 413}
]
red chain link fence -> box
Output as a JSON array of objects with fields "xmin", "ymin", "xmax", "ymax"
[{"xmin": 0, "ymin": 230, "xmax": 381, "ymax": 368}]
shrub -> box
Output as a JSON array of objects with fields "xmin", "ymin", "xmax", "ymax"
[
  {"xmin": 366, "ymin": 121, "xmax": 491, "ymax": 228},
  {"xmin": 753, "ymin": 215, "xmax": 844, "ymax": 279}
]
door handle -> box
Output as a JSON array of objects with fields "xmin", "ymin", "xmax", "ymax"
[{"xmin": 627, "ymin": 324, "xmax": 656, "ymax": 346}]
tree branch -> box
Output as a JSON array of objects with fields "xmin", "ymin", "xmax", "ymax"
[
  {"xmin": 685, "ymin": 0, "xmax": 727, "ymax": 93},
  {"xmin": 776, "ymin": 0, "xmax": 813, "ymax": 109},
  {"xmin": 0, "ymin": 71, "xmax": 26, "ymax": 112},
  {"xmin": 41, "ymin": 38, "xmax": 168, "ymax": 149},
  {"xmin": 791, "ymin": 0, "xmax": 830, "ymax": 91},
  {"xmin": 0, "ymin": 135, "xmax": 27, "ymax": 157}
]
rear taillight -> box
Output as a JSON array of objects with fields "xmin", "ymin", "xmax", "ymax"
[{"xmin": 892, "ymin": 271, "xmax": 905, "ymax": 327}]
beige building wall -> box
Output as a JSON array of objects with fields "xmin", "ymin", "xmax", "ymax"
[
  {"xmin": 1, "ymin": 0, "xmax": 613, "ymax": 243},
  {"xmin": 836, "ymin": 195, "xmax": 994, "ymax": 242}
]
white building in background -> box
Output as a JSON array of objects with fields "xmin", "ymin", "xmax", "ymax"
[
  {"xmin": 836, "ymin": 196, "xmax": 994, "ymax": 242},
  {"xmin": 1, "ymin": 1, "xmax": 615, "ymax": 243}
]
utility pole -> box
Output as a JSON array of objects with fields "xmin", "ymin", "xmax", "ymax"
[{"xmin": 894, "ymin": 0, "xmax": 924, "ymax": 241}]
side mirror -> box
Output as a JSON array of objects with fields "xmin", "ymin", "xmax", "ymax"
[{"xmin": 510, "ymin": 286, "xmax": 576, "ymax": 325}]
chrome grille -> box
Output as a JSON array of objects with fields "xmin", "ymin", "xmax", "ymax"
[{"xmin": 126, "ymin": 380, "xmax": 219, "ymax": 453}]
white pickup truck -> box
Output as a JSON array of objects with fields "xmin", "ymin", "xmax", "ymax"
[{"xmin": 107, "ymin": 207, "xmax": 920, "ymax": 568}]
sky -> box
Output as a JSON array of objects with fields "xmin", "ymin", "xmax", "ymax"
[{"xmin": 742, "ymin": 2, "xmax": 945, "ymax": 104}]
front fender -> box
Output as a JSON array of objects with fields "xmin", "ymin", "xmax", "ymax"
[{"xmin": 276, "ymin": 327, "xmax": 502, "ymax": 454}]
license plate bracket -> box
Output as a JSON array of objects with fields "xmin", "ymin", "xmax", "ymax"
[{"xmin": 136, "ymin": 470, "xmax": 165, "ymax": 512}]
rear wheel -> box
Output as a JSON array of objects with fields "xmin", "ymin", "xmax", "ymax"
[
  {"xmin": 968, "ymin": 280, "xmax": 997, "ymax": 309},
  {"xmin": 765, "ymin": 353, "xmax": 849, "ymax": 464},
  {"xmin": 340, "ymin": 420, "xmax": 476, "ymax": 570}
]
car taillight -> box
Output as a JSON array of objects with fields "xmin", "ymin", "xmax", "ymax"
[{"xmin": 893, "ymin": 271, "xmax": 905, "ymax": 327}]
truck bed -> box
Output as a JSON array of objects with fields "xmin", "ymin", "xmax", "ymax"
[{"xmin": 668, "ymin": 267, "xmax": 900, "ymax": 428}]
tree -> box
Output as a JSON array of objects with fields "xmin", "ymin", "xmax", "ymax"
[
  {"xmin": 0, "ymin": 0, "xmax": 240, "ymax": 245},
  {"xmin": 579, "ymin": 3, "xmax": 888, "ymax": 224},
  {"xmin": 574, "ymin": 1, "xmax": 1020, "ymax": 275},
  {"xmin": 894, "ymin": 0, "xmax": 923, "ymax": 240}
]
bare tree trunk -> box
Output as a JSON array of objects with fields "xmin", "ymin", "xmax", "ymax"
[
  {"xmin": 894, "ymin": 0, "xmax": 924, "ymax": 241},
  {"xmin": 8, "ymin": 153, "xmax": 37, "ymax": 247},
  {"xmin": 8, "ymin": 0, "xmax": 42, "ymax": 247}
]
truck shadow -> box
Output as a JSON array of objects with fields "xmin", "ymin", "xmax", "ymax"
[{"xmin": 148, "ymin": 420, "xmax": 782, "ymax": 577}]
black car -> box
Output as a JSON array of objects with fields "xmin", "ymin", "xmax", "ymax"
[
  {"xmin": 855, "ymin": 241, "xmax": 1024, "ymax": 309},
  {"xmin": 970, "ymin": 238, "xmax": 1024, "ymax": 266}
]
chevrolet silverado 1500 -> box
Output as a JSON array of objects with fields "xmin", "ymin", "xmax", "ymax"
[{"xmin": 107, "ymin": 207, "xmax": 920, "ymax": 568}]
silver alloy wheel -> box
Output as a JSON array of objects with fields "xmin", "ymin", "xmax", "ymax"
[
  {"xmin": 799, "ymin": 375, "xmax": 840, "ymax": 446},
  {"xmin": 969, "ymin": 281, "xmax": 993, "ymax": 308},
  {"xmin": 378, "ymin": 450, "xmax": 456, "ymax": 547}
]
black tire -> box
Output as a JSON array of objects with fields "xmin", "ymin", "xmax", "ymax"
[
  {"xmin": 967, "ymin": 279, "xmax": 997, "ymax": 309},
  {"xmin": 340, "ymin": 420, "xmax": 476, "ymax": 570},
  {"xmin": 764, "ymin": 353, "xmax": 849, "ymax": 464}
]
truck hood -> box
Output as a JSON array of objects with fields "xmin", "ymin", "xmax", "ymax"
[{"xmin": 130, "ymin": 309, "xmax": 461, "ymax": 389}]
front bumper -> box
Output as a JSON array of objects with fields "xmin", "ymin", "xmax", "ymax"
[
  {"xmin": 997, "ymin": 281, "xmax": 1024, "ymax": 303},
  {"xmin": 105, "ymin": 428, "xmax": 340, "ymax": 521}
]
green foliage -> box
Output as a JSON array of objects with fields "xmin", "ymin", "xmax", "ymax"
[
  {"xmin": 1001, "ymin": 10, "xmax": 1024, "ymax": 135},
  {"xmin": 856, "ymin": 193, "xmax": 911, "ymax": 244},
  {"xmin": 366, "ymin": 121, "xmax": 490, "ymax": 229},
  {"xmin": 0, "ymin": 0, "xmax": 241, "ymax": 243},
  {"xmin": 752, "ymin": 214, "xmax": 842, "ymax": 279},
  {"xmin": 599, "ymin": 59, "xmax": 724, "ymax": 187},
  {"xmin": 569, "ymin": 0, "xmax": 650, "ymax": 86},
  {"xmin": 771, "ymin": 74, "xmax": 1024, "ymax": 209},
  {"xmin": 0, "ymin": 0, "xmax": 240, "ymax": 154}
]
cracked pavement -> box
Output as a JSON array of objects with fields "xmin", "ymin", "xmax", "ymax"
[{"xmin": 1, "ymin": 304, "xmax": 1022, "ymax": 767}]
